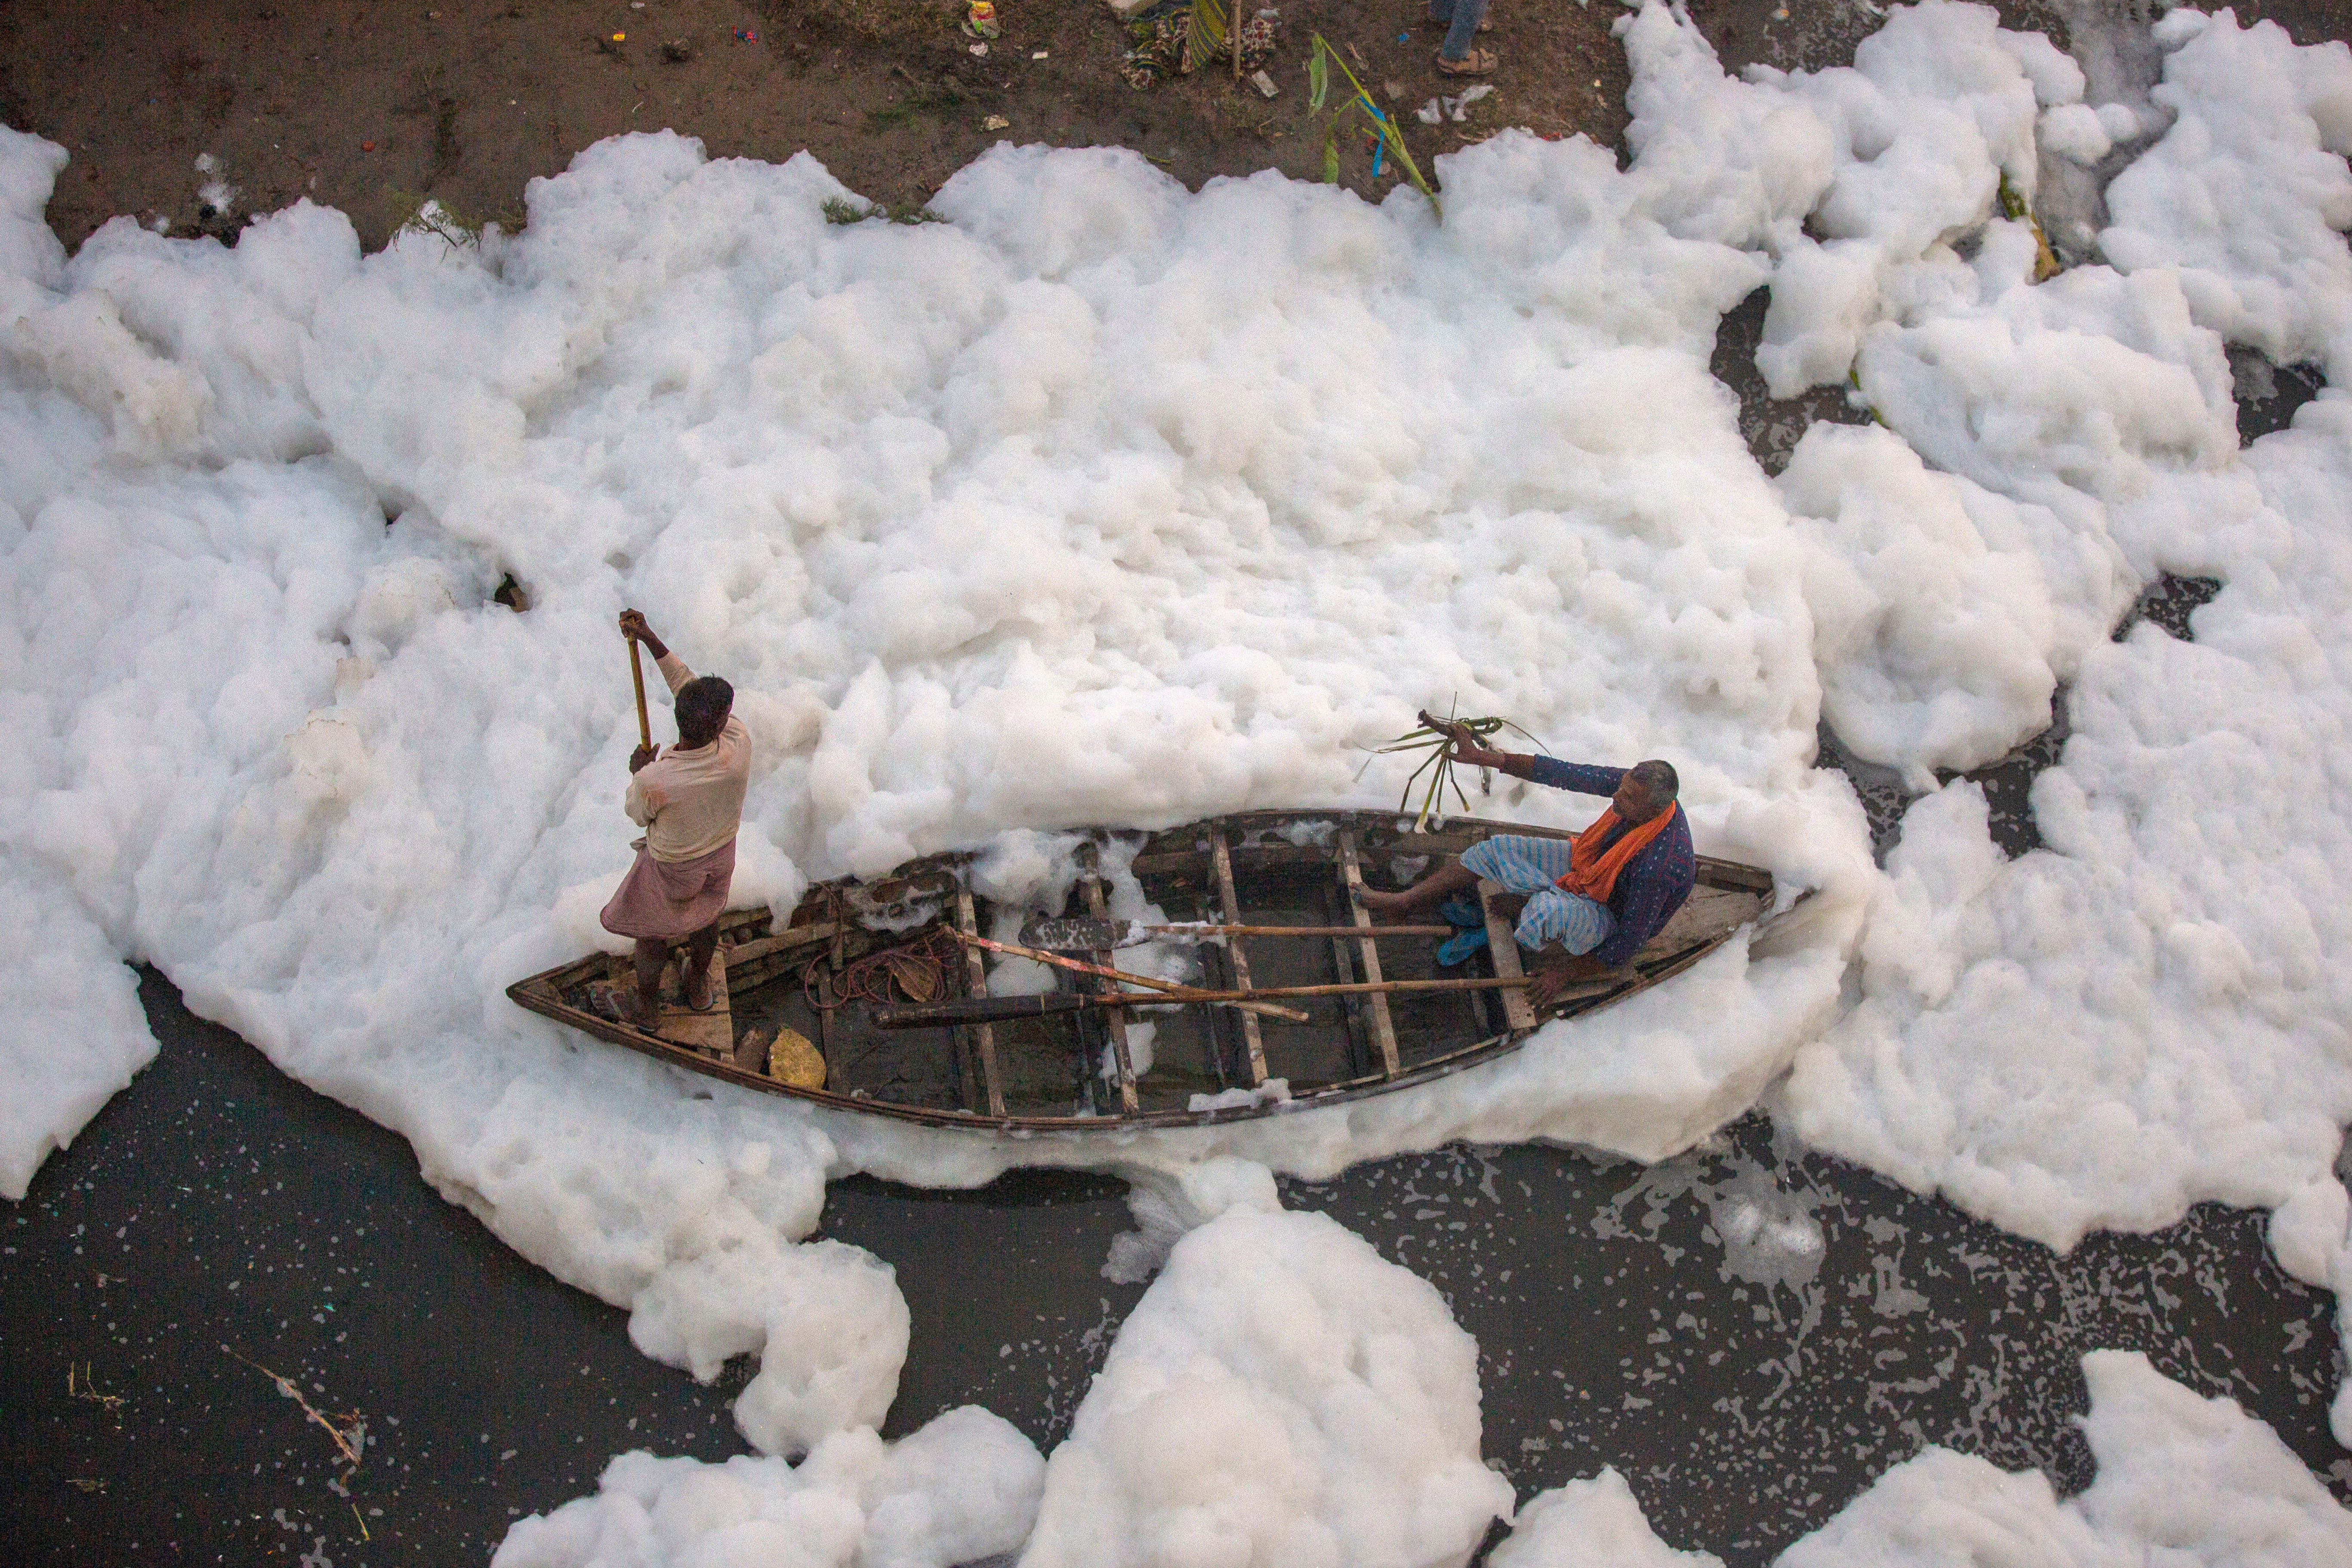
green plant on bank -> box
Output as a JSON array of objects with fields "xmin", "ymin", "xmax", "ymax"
[
  {"xmin": 1370, "ymin": 706, "xmax": 1545, "ymax": 830},
  {"xmin": 1307, "ymin": 33, "xmax": 1438, "ymax": 212},
  {"xmin": 823, "ymin": 197, "xmax": 947, "ymax": 225}
]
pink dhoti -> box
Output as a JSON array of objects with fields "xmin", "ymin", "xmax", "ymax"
[{"xmin": 599, "ymin": 837, "xmax": 736, "ymax": 941}]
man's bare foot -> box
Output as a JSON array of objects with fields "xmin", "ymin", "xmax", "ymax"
[
  {"xmin": 592, "ymin": 982, "xmax": 662, "ymax": 1032},
  {"xmin": 1354, "ymin": 886, "xmax": 1416, "ymax": 918},
  {"xmin": 683, "ymin": 960, "xmax": 715, "ymax": 1012},
  {"xmin": 1528, "ymin": 955, "xmax": 1614, "ymax": 1008}
]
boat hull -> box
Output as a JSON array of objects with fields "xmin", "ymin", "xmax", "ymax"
[{"xmin": 506, "ymin": 809, "xmax": 1802, "ymax": 1133}]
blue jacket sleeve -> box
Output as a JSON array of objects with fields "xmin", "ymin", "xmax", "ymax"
[{"xmin": 1523, "ymin": 758, "xmax": 1625, "ymax": 798}]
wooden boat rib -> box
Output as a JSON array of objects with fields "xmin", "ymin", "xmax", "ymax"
[{"xmin": 507, "ymin": 809, "xmax": 1810, "ymax": 1133}]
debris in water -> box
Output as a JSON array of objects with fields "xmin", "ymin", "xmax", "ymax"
[
  {"xmin": 223, "ymin": 1344, "xmax": 366, "ymax": 1472},
  {"xmin": 68, "ymin": 1362, "xmax": 125, "ymax": 1423}
]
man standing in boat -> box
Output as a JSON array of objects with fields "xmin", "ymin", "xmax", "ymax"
[
  {"xmin": 1356, "ymin": 716, "xmax": 1694, "ymax": 1007},
  {"xmin": 597, "ymin": 610, "xmax": 750, "ymax": 1031}
]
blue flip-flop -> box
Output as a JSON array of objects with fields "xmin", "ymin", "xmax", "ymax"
[
  {"xmin": 1438, "ymin": 896, "xmax": 1484, "ymax": 929},
  {"xmin": 1435, "ymin": 926, "xmax": 1489, "ymax": 967}
]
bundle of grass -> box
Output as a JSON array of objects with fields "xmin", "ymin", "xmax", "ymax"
[{"xmin": 1367, "ymin": 705, "xmax": 1545, "ymax": 830}]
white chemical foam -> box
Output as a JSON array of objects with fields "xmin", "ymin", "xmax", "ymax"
[
  {"xmin": 1608, "ymin": 0, "xmax": 2352, "ymax": 1434},
  {"xmin": 1488, "ymin": 1467, "xmax": 1725, "ymax": 1568},
  {"xmin": 1762, "ymin": 2, "xmax": 2352, "ymax": 1329},
  {"xmin": 1489, "ymin": 1351, "xmax": 2352, "ymax": 1566},
  {"xmin": 493, "ymin": 1404, "xmax": 1046, "ymax": 1568},
  {"xmin": 1017, "ymin": 1206, "xmax": 1515, "ymax": 1568},
  {"xmin": 4, "ymin": 0, "xmax": 2352, "ymax": 1537}
]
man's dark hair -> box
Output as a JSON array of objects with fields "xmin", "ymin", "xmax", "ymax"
[
  {"xmin": 1628, "ymin": 759, "xmax": 1679, "ymax": 804},
  {"xmin": 676, "ymin": 675, "xmax": 734, "ymax": 745}
]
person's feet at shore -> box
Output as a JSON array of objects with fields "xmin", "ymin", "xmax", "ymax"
[
  {"xmin": 1436, "ymin": 47, "xmax": 1498, "ymax": 76},
  {"xmin": 682, "ymin": 959, "xmax": 715, "ymax": 1012},
  {"xmin": 1354, "ymin": 885, "xmax": 1419, "ymax": 918}
]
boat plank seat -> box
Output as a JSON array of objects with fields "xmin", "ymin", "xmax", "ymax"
[
  {"xmin": 1477, "ymin": 880, "xmax": 1539, "ymax": 1032},
  {"xmin": 1083, "ymin": 876, "xmax": 1142, "ymax": 1113},
  {"xmin": 1336, "ymin": 831, "xmax": 1400, "ymax": 1077},
  {"xmin": 954, "ymin": 887, "xmax": 1007, "ymax": 1117},
  {"xmin": 1209, "ymin": 832, "xmax": 1269, "ymax": 1086}
]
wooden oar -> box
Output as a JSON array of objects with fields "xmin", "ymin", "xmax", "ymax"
[
  {"xmin": 626, "ymin": 622, "xmax": 652, "ymax": 752},
  {"xmin": 875, "ymin": 968, "xmax": 1624, "ymax": 1029},
  {"xmin": 1020, "ymin": 915, "xmax": 1454, "ymax": 949},
  {"xmin": 943, "ymin": 929, "xmax": 1310, "ymax": 1023}
]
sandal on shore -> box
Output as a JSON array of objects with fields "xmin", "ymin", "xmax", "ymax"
[{"xmin": 1436, "ymin": 47, "xmax": 1496, "ymax": 76}]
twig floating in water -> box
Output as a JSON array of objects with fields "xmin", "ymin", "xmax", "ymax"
[
  {"xmin": 222, "ymin": 1344, "xmax": 366, "ymax": 1471},
  {"xmin": 68, "ymin": 1362, "xmax": 126, "ymax": 1423}
]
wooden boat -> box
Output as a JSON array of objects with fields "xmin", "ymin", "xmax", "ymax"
[{"xmin": 507, "ymin": 810, "xmax": 1808, "ymax": 1133}]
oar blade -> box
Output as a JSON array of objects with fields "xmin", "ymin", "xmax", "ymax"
[{"xmin": 1017, "ymin": 915, "xmax": 1131, "ymax": 951}]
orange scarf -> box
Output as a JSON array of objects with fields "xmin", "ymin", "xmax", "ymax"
[{"xmin": 1556, "ymin": 804, "xmax": 1679, "ymax": 904}]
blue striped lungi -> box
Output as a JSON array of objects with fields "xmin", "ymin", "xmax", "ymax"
[{"xmin": 1459, "ymin": 835, "xmax": 1616, "ymax": 955}]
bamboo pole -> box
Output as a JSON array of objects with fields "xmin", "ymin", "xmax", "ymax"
[
  {"xmin": 1145, "ymin": 922, "xmax": 1456, "ymax": 940},
  {"xmin": 946, "ymin": 929, "xmax": 1312, "ymax": 1023},
  {"xmin": 872, "ymin": 969, "xmax": 1625, "ymax": 1030},
  {"xmin": 627, "ymin": 632, "xmax": 651, "ymax": 752}
]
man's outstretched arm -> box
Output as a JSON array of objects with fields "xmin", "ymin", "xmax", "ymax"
[{"xmin": 1421, "ymin": 715, "xmax": 1621, "ymax": 797}]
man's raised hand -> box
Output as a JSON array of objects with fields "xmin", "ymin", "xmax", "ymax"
[
  {"xmin": 1419, "ymin": 710, "xmax": 1504, "ymax": 770},
  {"xmin": 630, "ymin": 744, "xmax": 658, "ymax": 773},
  {"xmin": 619, "ymin": 609, "xmax": 668, "ymax": 660},
  {"xmin": 1418, "ymin": 710, "xmax": 1471, "ymax": 750}
]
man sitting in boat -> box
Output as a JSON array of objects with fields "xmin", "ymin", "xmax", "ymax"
[
  {"xmin": 596, "ymin": 610, "xmax": 750, "ymax": 1031},
  {"xmin": 1357, "ymin": 720, "xmax": 1694, "ymax": 1007}
]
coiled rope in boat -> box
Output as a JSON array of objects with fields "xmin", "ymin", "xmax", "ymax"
[{"xmin": 803, "ymin": 927, "xmax": 962, "ymax": 1013}]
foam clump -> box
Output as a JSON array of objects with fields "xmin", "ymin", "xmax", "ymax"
[
  {"xmin": 1780, "ymin": 1351, "xmax": 2352, "ymax": 1568},
  {"xmin": 1490, "ymin": 1352, "xmax": 2352, "ymax": 1566},
  {"xmin": 1487, "ymin": 1469, "xmax": 1723, "ymax": 1568},
  {"xmin": 2102, "ymin": 8, "xmax": 2352, "ymax": 379},
  {"xmin": 1018, "ymin": 1207, "xmax": 1515, "ymax": 1568},
  {"xmin": 0, "ymin": 861, "xmax": 155, "ymax": 1199},
  {"xmin": 493, "ymin": 1404, "xmax": 1045, "ymax": 1568},
  {"xmin": 1621, "ymin": 0, "xmax": 2069, "ymax": 397},
  {"xmin": 1780, "ymin": 422, "xmax": 2064, "ymax": 782},
  {"xmin": 1778, "ymin": 6, "xmax": 2352, "ymax": 1300}
]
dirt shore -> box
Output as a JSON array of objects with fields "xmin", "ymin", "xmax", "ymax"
[
  {"xmin": 9, "ymin": 2, "xmax": 2346, "ymax": 258},
  {"xmin": 0, "ymin": 0, "xmax": 1626, "ymax": 253}
]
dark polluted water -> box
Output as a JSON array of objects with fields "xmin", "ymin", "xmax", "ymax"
[{"xmin": 4, "ymin": 972, "xmax": 2343, "ymax": 1565}]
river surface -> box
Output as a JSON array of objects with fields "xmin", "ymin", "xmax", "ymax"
[{"xmin": 3, "ymin": 969, "xmax": 2344, "ymax": 1565}]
